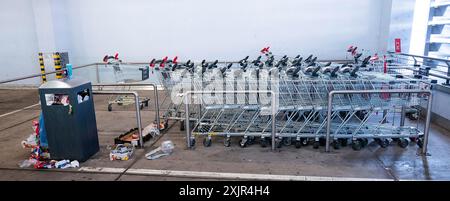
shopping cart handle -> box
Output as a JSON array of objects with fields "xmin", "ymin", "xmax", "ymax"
[
  {"xmin": 293, "ymin": 67, "xmax": 302, "ymax": 75},
  {"xmin": 350, "ymin": 66, "xmax": 360, "ymax": 77},
  {"xmin": 304, "ymin": 55, "xmax": 313, "ymax": 63},
  {"xmin": 361, "ymin": 56, "xmax": 371, "ymax": 67},
  {"xmin": 150, "ymin": 58, "xmax": 156, "ymax": 67},
  {"xmin": 201, "ymin": 60, "xmax": 208, "ymax": 67},
  {"xmin": 202, "ymin": 66, "xmax": 207, "ymax": 74},
  {"xmin": 331, "ymin": 66, "xmax": 339, "ymax": 77},
  {"xmin": 220, "ymin": 67, "xmax": 227, "ymax": 74},
  {"xmin": 171, "ymin": 63, "xmax": 178, "ymax": 71},
  {"xmin": 258, "ymin": 62, "xmax": 264, "ymax": 68},
  {"xmin": 312, "ymin": 66, "xmax": 321, "ymax": 76},
  {"xmin": 297, "ymin": 57, "xmax": 303, "ymax": 66}
]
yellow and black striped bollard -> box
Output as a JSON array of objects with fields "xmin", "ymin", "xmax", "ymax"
[
  {"xmin": 53, "ymin": 52, "xmax": 62, "ymax": 79},
  {"xmin": 38, "ymin": 52, "xmax": 47, "ymax": 83}
]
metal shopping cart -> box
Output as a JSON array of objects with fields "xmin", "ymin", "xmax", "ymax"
[{"xmin": 156, "ymin": 52, "xmax": 433, "ymax": 151}]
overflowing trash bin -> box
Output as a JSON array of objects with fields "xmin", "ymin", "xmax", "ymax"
[{"xmin": 38, "ymin": 78, "xmax": 99, "ymax": 162}]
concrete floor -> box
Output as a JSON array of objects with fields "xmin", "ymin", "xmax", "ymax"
[{"xmin": 0, "ymin": 89, "xmax": 449, "ymax": 180}]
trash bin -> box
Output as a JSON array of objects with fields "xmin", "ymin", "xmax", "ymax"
[{"xmin": 39, "ymin": 78, "xmax": 99, "ymax": 162}]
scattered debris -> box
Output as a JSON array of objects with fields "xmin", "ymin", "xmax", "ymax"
[
  {"xmin": 109, "ymin": 144, "xmax": 134, "ymax": 161},
  {"xmin": 114, "ymin": 128, "xmax": 140, "ymax": 147},
  {"xmin": 143, "ymin": 122, "xmax": 160, "ymax": 138},
  {"xmin": 19, "ymin": 119, "xmax": 80, "ymax": 169},
  {"xmin": 145, "ymin": 140, "xmax": 174, "ymax": 160}
]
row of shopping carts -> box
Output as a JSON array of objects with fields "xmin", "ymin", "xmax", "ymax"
[{"xmin": 152, "ymin": 50, "xmax": 432, "ymax": 151}]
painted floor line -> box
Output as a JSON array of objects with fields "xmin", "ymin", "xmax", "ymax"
[
  {"xmin": 0, "ymin": 103, "xmax": 40, "ymax": 118},
  {"xmin": 79, "ymin": 166, "xmax": 393, "ymax": 181}
]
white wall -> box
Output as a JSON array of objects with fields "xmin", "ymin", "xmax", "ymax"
[
  {"xmin": 57, "ymin": 0, "xmax": 393, "ymax": 65},
  {"xmin": 0, "ymin": 0, "xmax": 393, "ymax": 84},
  {"xmin": 0, "ymin": 0, "xmax": 40, "ymax": 85}
]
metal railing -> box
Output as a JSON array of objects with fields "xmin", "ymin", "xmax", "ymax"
[
  {"xmin": 92, "ymin": 91, "xmax": 144, "ymax": 147},
  {"xmin": 388, "ymin": 51, "xmax": 450, "ymax": 85},
  {"xmin": 92, "ymin": 83, "xmax": 160, "ymax": 129}
]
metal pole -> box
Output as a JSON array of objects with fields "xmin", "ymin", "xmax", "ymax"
[
  {"xmin": 185, "ymin": 93, "xmax": 191, "ymax": 148},
  {"xmin": 95, "ymin": 64, "xmax": 100, "ymax": 84},
  {"xmin": 325, "ymin": 89, "xmax": 432, "ymax": 153},
  {"xmin": 134, "ymin": 93, "xmax": 144, "ymax": 147},
  {"xmin": 325, "ymin": 91, "xmax": 334, "ymax": 152},
  {"xmin": 400, "ymin": 106, "xmax": 406, "ymax": 126},
  {"xmin": 92, "ymin": 83, "xmax": 160, "ymax": 129},
  {"xmin": 422, "ymin": 92, "xmax": 433, "ymax": 154},
  {"xmin": 271, "ymin": 91, "xmax": 276, "ymax": 151},
  {"xmin": 92, "ymin": 91, "xmax": 144, "ymax": 148}
]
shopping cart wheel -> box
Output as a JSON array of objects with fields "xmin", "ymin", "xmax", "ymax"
[
  {"xmin": 301, "ymin": 138, "xmax": 309, "ymax": 146},
  {"xmin": 398, "ymin": 138, "xmax": 409, "ymax": 148},
  {"xmin": 224, "ymin": 138, "xmax": 231, "ymax": 147},
  {"xmin": 319, "ymin": 138, "xmax": 326, "ymax": 146},
  {"xmin": 408, "ymin": 113, "xmax": 418, "ymax": 121},
  {"xmin": 339, "ymin": 139, "xmax": 348, "ymax": 147},
  {"xmin": 409, "ymin": 137, "xmax": 417, "ymax": 142},
  {"xmin": 283, "ymin": 138, "xmax": 292, "ymax": 146},
  {"xmin": 247, "ymin": 136, "xmax": 255, "ymax": 145},
  {"xmin": 107, "ymin": 104, "xmax": 112, "ymax": 112},
  {"xmin": 294, "ymin": 140, "xmax": 302, "ymax": 149},
  {"xmin": 140, "ymin": 104, "xmax": 144, "ymax": 110},
  {"xmin": 379, "ymin": 139, "xmax": 389, "ymax": 148},
  {"xmin": 417, "ymin": 138, "xmax": 424, "ymax": 148},
  {"xmin": 144, "ymin": 100, "xmax": 149, "ymax": 107},
  {"xmin": 333, "ymin": 140, "xmax": 341, "ymax": 150},
  {"xmin": 260, "ymin": 138, "xmax": 268, "ymax": 148},
  {"xmin": 313, "ymin": 141, "xmax": 320, "ymax": 149},
  {"xmin": 276, "ymin": 139, "xmax": 282, "ymax": 148},
  {"xmin": 180, "ymin": 120, "xmax": 185, "ymax": 131},
  {"xmin": 360, "ymin": 138, "xmax": 369, "ymax": 147},
  {"xmin": 190, "ymin": 138, "xmax": 196, "ymax": 148},
  {"xmin": 203, "ymin": 137, "xmax": 212, "ymax": 147},
  {"xmin": 352, "ymin": 140, "xmax": 362, "ymax": 151},
  {"xmin": 239, "ymin": 138, "xmax": 247, "ymax": 148}
]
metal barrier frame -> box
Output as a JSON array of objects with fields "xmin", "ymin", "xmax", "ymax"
[
  {"xmin": 183, "ymin": 90, "xmax": 277, "ymax": 150},
  {"xmin": 92, "ymin": 91, "xmax": 144, "ymax": 148},
  {"xmin": 325, "ymin": 89, "xmax": 433, "ymax": 154},
  {"xmin": 92, "ymin": 83, "xmax": 160, "ymax": 129}
]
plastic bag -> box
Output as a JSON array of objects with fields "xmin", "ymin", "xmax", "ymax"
[
  {"xmin": 39, "ymin": 112, "xmax": 48, "ymax": 147},
  {"xmin": 18, "ymin": 159, "xmax": 37, "ymax": 168},
  {"xmin": 145, "ymin": 140, "xmax": 174, "ymax": 160}
]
